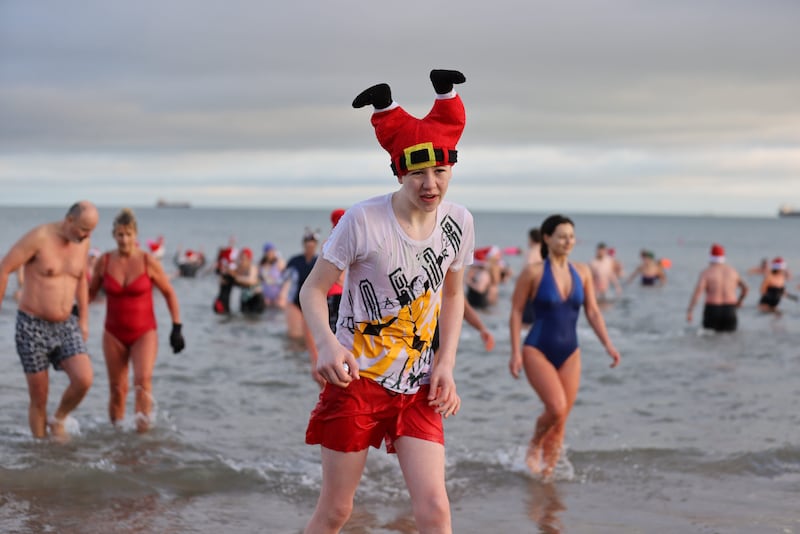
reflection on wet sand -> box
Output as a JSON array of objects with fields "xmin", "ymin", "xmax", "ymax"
[{"xmin": 526, "ymin": 480, "xmax": 566, "ymax": 534}]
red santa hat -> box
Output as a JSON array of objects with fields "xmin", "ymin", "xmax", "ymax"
[
  {"xmin": 709, "ymin": 243, "xmax": 725, "ymax": 263},
  {"xmin": 147, "ymin": 236, "xmax": 164, "ymax": 253},
  {"xmin": 330, "ymin": 208, "xmax": 345, "ymax": 228},
  {"xmin": 771, "ymin": 257, "xmax": 787, "ymax": 271}
]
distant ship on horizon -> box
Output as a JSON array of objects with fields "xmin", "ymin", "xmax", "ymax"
[
  {"xmin": 156, "ymin": 198, "xmax": 191, "ymax": 209},
  {"xmin": 778, "ymin": 204, "xmax": 800, "ymax": 217}
]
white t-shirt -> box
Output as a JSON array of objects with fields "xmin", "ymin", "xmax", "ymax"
[{"xmin": 322, "ymin": 193, "xmax": 475, "ymax": 394}]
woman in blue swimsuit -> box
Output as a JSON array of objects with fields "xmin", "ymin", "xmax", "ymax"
[{"xmin": 509, "ymin": 214, "xmax": 621, "ymax": 480}]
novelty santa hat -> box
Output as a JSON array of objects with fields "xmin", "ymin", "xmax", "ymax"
[
  {"xmin": 771, "ymin": 257, "xmax": 787, "ymax": 271},
  {"xmin": 709, "ymin": 243, "xmax": 725, "ymax": 263},
  {"xmin": 353, "ymin": 70, "xmax": 466, "ymax": 177}
]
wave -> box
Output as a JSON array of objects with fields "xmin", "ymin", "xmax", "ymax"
[{"xmin": 443, "ymin": 443, "xmax": 800, "ymax": 493}]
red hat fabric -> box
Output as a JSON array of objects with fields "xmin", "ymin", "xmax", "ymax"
[
  {"xmin": 709, "ymin": 243, "xmax": 725, "ymax": 263},
  {"xmin": 473, "ymin": 246, "xmax": 491, "ymax": 262},
  {"xmin": 240, "ymin": 247, "xmax": 253, "ymax": 260},
  {"xmin": 771, "ymin": 257, "xmax": 787, "ymax": 270},
  {"xmin": 371, "ymin": 95, "xmax": 465, "ymax": 176},
  {"xmin": 330, "ymin": 208, "xmax": 345, "ymax": 228}
]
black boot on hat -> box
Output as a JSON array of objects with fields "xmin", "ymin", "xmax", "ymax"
[
  {"xmin": 352, "ymin": 83, "xmax": 392, "ymax": 109},
  {"xmin": 430, "ymin": 69, "xmax": 466, "ymax": 95}
]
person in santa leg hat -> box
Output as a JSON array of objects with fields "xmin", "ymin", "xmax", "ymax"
[
  {"xmin": 687, "ymin": 243, "xmax": 748, "ymax": 331},
  {"xmin": 300, "ymin": 70, "xmax": 475, "ymax": 533}
]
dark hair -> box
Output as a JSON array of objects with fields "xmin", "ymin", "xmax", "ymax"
[
  {"xmin": 539, "ymin": 214, "xmax": 574, "ymax": 259},
  {"xmin": 528, "ymin": 228, "xmax": 541, "ymax": 244},
  {"xmin": 67, "ymin": 202, "xmax": 82, "ymax": 218}
]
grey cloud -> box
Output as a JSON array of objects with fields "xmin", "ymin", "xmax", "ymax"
[
  {"xmin": 3, "ymin": 0, "xmax": 798, "ymax": 151},
  {"xmin": 1, "ymin": 0, "xmax": 799, "ymax": 215}
]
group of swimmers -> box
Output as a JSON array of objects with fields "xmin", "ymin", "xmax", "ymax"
[{"xmin": 2, "ymin": 69, "xmax": 790, "ymax": 534}]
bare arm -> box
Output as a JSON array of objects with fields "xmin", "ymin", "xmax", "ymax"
[
  {"xmin": 428, "ymin": 267, "xmax": 465, "ymax": 418},
  {"xmin": 610, "ymin": 270, "xmax": 622, "ymax": 295},
  {"xmin": 75, "ymin": 265, "xmax": 89, "ymax": 340},
  {"xmin": 88, "ymin": 253, "xmax": 105, "ymax": 301},
  {"xmin": 299, "ymin": 258, "xmax": 356, "ymax": 387},
  {"xmin": 686, "ymin": 272, "xmax": 706, "ymax": 322},
  {"xmin": 624, "ymin": 265, "xmax": 642, "ymax": 286},
  {"xmin": 508, "ymin": 263, "xmax": 538, "ymax": 378},
  {"xmin": 0, "ymin": 227, "xmax": 42, "ymax": 308},
  {"xmin": 463, "ymin": 300, "xmax": 495, "ymax": 352},
  {"xmin": 148, "ymin": 253, "xmax": 182, "ymax": 324},
  {"xmin": 736, "ymin": 278, "xmax": 748, "ymax": 307},
  {"xmin": 579, "ymin": 263, "xmax": 620, "ymax": 368}
]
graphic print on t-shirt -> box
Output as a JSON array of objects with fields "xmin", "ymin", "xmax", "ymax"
[{"xmin": 344, "ymin": 213, "xmax": 468, "ymax": 393}]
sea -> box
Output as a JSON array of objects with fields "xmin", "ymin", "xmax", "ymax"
[{"xmin": 0, "ymin": 205, "xmax": 798, "ymax": 534}]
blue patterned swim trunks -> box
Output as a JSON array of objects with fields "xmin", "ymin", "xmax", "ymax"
[{"xmin": 15, "ymin": 310, "xmax": 88, "ymax": 374}]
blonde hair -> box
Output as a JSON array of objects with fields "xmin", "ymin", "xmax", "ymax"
[{"xmin": 113, "ymin": 208, "xmax": 138, "ymax": 233}]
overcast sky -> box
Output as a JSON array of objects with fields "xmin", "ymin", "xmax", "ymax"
[{"xmin": 1, "ymin": 0, "xmax": 799, "ymax": 216}]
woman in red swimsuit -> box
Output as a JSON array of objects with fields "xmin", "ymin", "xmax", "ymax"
[{"xmin": 89, "ymin": 208, "xmax": 184, "ymax": 432}]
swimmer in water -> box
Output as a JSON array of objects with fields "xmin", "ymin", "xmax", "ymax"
[
  {"xmin": 758, "ymin": 257, "xmax": 795, "ymax": 314},
  {"xmin": 686, "ymin": 243, "xmax": 748, "ymax": 332},
  {"xmin": 625, "ymin": 249, "xmax": 666, "ymax": 287}
]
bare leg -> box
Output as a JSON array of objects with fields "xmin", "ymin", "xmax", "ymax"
[
  {"xmin": 395, "ymin": 436, "xmax": 452, "ymax": 534},
  {"xmin": 25, "ymin": 370, "xmax": 49, "ymax": 438},
  {"xmin": 541, "ymin": 355, "xmax": 581, "ymax": 480},
  {"xmin": 304, "ymin": 446, "xmax": 368, "ymax": 534},
  {"xmin": 521, "ymin": 347, "xmax": 581, "ymax": 478},
  {"xmin": 51, "ymin": 353, "xmax": 93, "ymax": 440},
  {"xmin": 286, "ymin": 303, "xmax": 305, "ymax": 340},
  {"xmin": 103, "ymin": 331, "xmax": 130, "ymax": 425},
  {"xmin": 130, "ymin": 330, "xmax": 159, "ymax": 432}
]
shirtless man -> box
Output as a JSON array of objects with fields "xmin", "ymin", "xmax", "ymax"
[
  {"xmin": 686, "ymin": 243, "xmax": 748, "ymax": 332},
  {"xmin": 0, "ymin": 201, "xmax": 99, "ymax": 439},
  {"xmin": 589, "ymin": 242, "xmax": 621, "ymax": 301}
]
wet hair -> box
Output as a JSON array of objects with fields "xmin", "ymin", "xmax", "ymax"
[
  {"xmin": 113, "ymin": 207, "xmax": 138, "ymax": 233},
  {"xmin": 539, "ymin": 214, "xmax": 574, "ymax": 259},
  {"xmin": 528, "ymin": 228, "xmax": 541, "ymax": 244}
]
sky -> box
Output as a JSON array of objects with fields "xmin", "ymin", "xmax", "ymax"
[{"xmin": 1, "ymin": 0, "xmax": 799, "ymax": 216}]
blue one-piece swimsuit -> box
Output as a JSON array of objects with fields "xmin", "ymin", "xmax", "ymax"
[{"xmin": 524, "ymin": 258, "xmax": 585, "ymax": 369}]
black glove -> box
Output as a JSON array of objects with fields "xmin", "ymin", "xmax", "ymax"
[{"xmin": 170, "ymin": 323, "xmax": 185, "ymax": 354}]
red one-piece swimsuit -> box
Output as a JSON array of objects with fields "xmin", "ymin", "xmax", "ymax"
[{"xmin": 102, "ymin": 253, "xmax": 157, "ymax": 346}]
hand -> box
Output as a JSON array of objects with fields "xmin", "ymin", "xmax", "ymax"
[
  {"xmin": 686, "ymin": 310, "xmax": 693, "ymax": 323},
  {"xmin": 607, "ymin": 345, "xmax": 621, "ymax": 368},
  {"xmin": 170, "ymin": 323, "xmax": 186, "ymax": 353},
  {"xmin": 316, "ymin": 341, "xmax": 358, "ymax": 388},
  {"xmin": 509, "ymin": 353, "xmax": 523, "ymax": 378},
  {"xmin": 427, "ymin": 366, "xmax": 460, "ymax": 418},
  {"xmin": 480, "ymin": 329, "xmax": 496, "ymax": 352}
]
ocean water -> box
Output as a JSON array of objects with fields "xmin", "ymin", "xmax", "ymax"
[{"xmin": 1, "ymin": 206, "xmax": 799, "ymax": 534}]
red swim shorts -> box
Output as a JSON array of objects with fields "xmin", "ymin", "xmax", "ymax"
[{"xmin": 305, "ymin": 378, "xmax": 443, "ymax": 454}]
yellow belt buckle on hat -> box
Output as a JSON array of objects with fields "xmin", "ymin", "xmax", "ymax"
[{"xmin": 403, "ymin": 142, "xmax": 436, "ymax": 171}]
